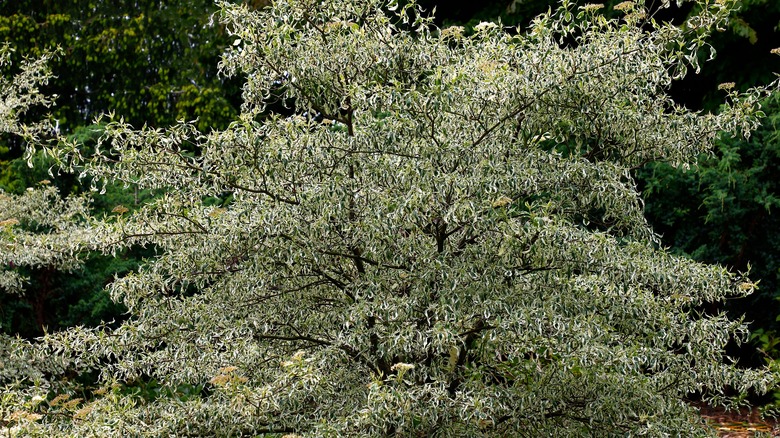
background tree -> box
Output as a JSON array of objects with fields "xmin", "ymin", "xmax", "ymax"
[
  {"xmin": 3, "ymin": 0, "xmax": 779, "ymax": 435},
  {"xmin": 0, "ymin": 0, "xmax": 248, "ymax": 338},
  {"xmin": 0, "ymin": 0, "xmax": 241, "ymax": 134}
]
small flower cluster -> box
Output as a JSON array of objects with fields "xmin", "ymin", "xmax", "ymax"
[
  {"xmin": 581, "ymin": 3, "xmax": 604, "ymax": 12},
  {"xmin": 613, "ymin": 1, "xmax": 636, "ymax": 12},
  {"xmin": 209, "ymin": 365, "xmax": 248, "ymax": 386},
  {"xmin": 439, "ymin": 26, "xmax": 465, "ymax": 40}
]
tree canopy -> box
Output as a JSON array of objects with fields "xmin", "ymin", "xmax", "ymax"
[
  {"xmin": 2, "ymin": 0, "xmax": 779, "ymax": 436},
  {"xmin": 0, "ymin": 0, "xmax": 241, "ymax": 135}
]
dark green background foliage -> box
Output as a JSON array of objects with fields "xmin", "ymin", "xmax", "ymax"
[
  {"xmin": 0, "ymin": 254, "xmax": 136, "ymax": 339},
  {"xmin": 0, "ymin": 0, "xmax": 241, "ymax": 135}
]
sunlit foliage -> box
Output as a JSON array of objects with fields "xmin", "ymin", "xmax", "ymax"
[{"xmin": 2, "ymin": 0, "xmax": 779, "ymax": 435}]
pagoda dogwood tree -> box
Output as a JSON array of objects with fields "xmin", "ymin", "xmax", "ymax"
[{"xmin": 3, "ymin": 0, "xmax": 780, "ymax": 436}]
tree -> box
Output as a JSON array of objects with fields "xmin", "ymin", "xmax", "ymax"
[
  {"xmin": 0, "ymin": 0, "xmax": 240, "ymax": 136},
  {"xmin": 3, "ymin": 0, "xmax": 779, "ymax": 435}
]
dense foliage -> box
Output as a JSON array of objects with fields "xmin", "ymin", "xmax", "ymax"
[
  {"xmin": 0, "ymin": 0, "xmax": 241, "ymax": 137},
  {"xmin": 2, "ymin": 0, "xmax": 780, "ymax": 436}
]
